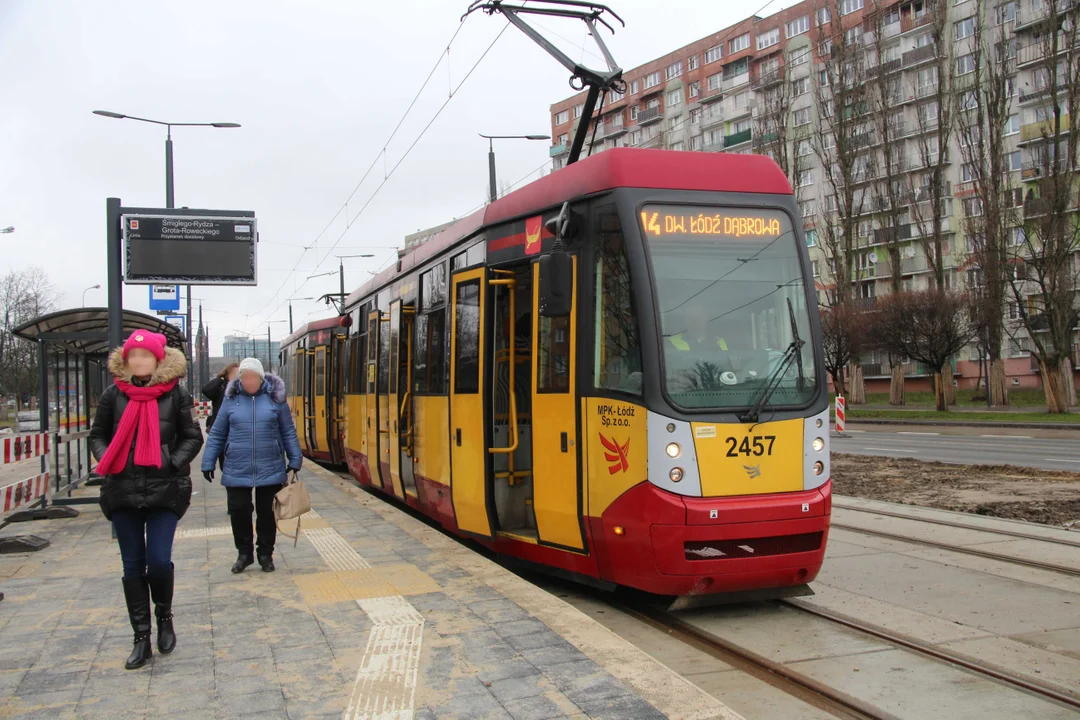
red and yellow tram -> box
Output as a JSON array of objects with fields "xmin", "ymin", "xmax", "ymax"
[{"xmin": 281, "ymin": 147, "xmax": 831, "ymax": 605}]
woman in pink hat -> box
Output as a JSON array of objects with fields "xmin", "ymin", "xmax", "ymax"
[{"xmin": 89, "ymin": 331, "xmax": 203, "ymax": 670}]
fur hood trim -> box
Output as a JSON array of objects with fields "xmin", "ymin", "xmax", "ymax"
[
  {"xmin": 226, "ymin": 374, "xmax": 286, "ymax": 403},
  {"xmin": 107, "ymin": 345, "xmax": 187, "ymax": 385}
]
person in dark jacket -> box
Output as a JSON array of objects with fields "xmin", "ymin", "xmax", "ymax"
[
  {"xmin": 201, "ymin": 362, "xmax": 239, "ymax": 432},
  {"xmin": 89, "ymin": 331, "xmax": 203, "ymax": 670},
  {"xmin": 201, "ymin": 357, "xmax": 302, "ymax": 574}
]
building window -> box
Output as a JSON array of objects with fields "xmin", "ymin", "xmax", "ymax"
[
  {"xmin": 1011, "ymin": 227, "xmax": 1026, "ymax": 246},
  {"xmin": 792, "ymin": 77, "xmax": 810, "ymax": 97},
  {"xmin": 666, "ymin": 61, "xmax": 683, "ymax": 80},
  {"xmin": 629, "ymin": 129, "xmax": 642, "ymax": 145},
  {"xmin": 996, "ymin": 1, "xmax": 1017, "ymax": 24},
  {"xmin": 689, "ymin": 81, "xmax": 700, "ymax": 98},
  {"xmin": 955, "ymin": 16, "xmax": 976, "ymax": 39},
  {"xmin": 573, "ymin": 104, "xmax": 584, "ymax": 119},
  {"xmin": 956, "ymin": 53, "xmax": 976, "ymax": 75},
  {"xmin": 730, "ymin": 33, "xmax": 750, "ymax": 54},
  {"xmin": 1007, "ymin": 302, "xmax": 1019, "ymax": 320},
  {"xmin": 960, "ymin": 91, "xmax": 978, "ymax": 111},
  {"xmin": 1004, "ymin": 114, "xmax": 1020, "ymax": 135},
  {"xmin": 732, "ymin": 92, "xmax": 748, "ymax": 111},
  {"xmin": 690, "ymin": 135, "xmax": 703, "ymax": 150},
  {"xmin": 690, "ymin": 107, "xmax": 702, "ymax": 125},
  {"xmin": 757, "ymin": 28, "xmax": 780, "ymax": 50},
  {"xmin": 705, "ymin": 44, "xmax": 723, "ymax": 63},
  {"xmin": 800, "ymin": 200, "xmax": 815, "ymax": 218},
  {"xmin": 667, "ymin": 116, "xmax": 681, "ymax": 131},
  {"xmin": 760, "ymin": 56, "xmax": 780, "ymax": 77},
  {"xmin": 819, "ymin": 69, "xmax": 830, "ymax": 87},
  {"xmin": 796, "ymin": 138, "xmax": 813, "ymax": 155},
  {"xmin": 707, "ymin": 73, "xmax": 722, "ymax": 91},
  {"xmin": 962, "ymin": 163, "xmax": 976, "ymax": 182},
  {"xmin": 558, "ymin": 133, "xmax": 568, "ymax": 145},
  {"xmin": 671, "ymin": 140, "xmax": 686, "ymax": 151},
  {"xmin": 667, "ymin": 88, "xmax": 683, "ymax": 107},
  {"xmin": 688, "ymin": 55, "xmax": 699, "ymax": 71},
  {"xmin": 797, "ymin": 170, "xmax": 814, "ymax": 187},
  {"xmin": 610, "ymin": 113, "xmax": 624, "ymax": 128},
  {"xmin": 554, "ymin": 110, "xmax": 569, "ymax": 125},
  {"xmin": 644, "ymin": 71, "xmax": 662, "ymax": 89},
  {"xmin": 816, "ymin": 7, "xmax": 831, "ymax": 25},
  {"xmin": 630, "ymin": 106, "xmax": 639, "ymax": 121},
  {"xmin": 841, "ymin": 0, "xmax": 864, "ymax": 14},
  {"xmin": 1005, "ymin": 150, "xmax": 1021, "ymax": 171},
  {"xmin": 806, "ymin": 229, "xmax": 818, "ymax": 247},
  {"xmin": 786, "ymin": 15, "xmax": 810, "ymax": 38},
  {"xmin": 845, "ymin": 26, "xmax": 862, "ymax": 46},
  {"xmin": 963, "ymin": 197, "xmax": 984, "ymax": 217},
  {"xmin": 705, "ymin": 128, "xmax": 724, "ymax": 147},
  {"xmin": 609, "ymin": 86, "xmax": 625, "ymax": 103},
  {"xmin": 789, "ymin": 47, "xmax": 810, "ymax": 68}
]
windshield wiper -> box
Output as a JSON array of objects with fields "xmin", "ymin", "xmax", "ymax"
[{"xmin": 739, "ymin": 298, "xmax": 805, "ymax": 423}]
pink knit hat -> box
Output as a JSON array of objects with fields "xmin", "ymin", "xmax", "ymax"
[{"xmin": 122, "ymin": 331, "xmax": 167, "ymax": 361}]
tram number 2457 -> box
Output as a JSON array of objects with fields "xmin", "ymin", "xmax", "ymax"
[{"xmin": 725, "ymin": 435, "xmax": 776, "ymax": 458}]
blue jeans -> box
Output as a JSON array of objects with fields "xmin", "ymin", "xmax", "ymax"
[{"xmin": 112, "ymin": 508, "xmax": 179, "ymax": 578}]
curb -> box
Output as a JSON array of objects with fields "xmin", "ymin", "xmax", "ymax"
[{"xmin": 841, "ymin": 418, "xmax": 1080, "ymax": 430}]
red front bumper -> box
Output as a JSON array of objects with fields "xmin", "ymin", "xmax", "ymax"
[{"xmin": 593, "ymin": 480, "xmax": 832, "ymax": 597}]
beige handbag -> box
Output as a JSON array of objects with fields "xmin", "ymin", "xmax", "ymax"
[{"xmin": 274, "ymin": 470, "xmax": 311, "ymax": 547}]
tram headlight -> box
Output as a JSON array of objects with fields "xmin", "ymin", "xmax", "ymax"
[
  {"xmin": 669, "ymin": 467, "xmax": 684, "ymax": 483},
  {"xmin": 665, "ymin": 442, "xmax": 681, "ymax": 458},
  {"xmin": 812, "ymin": 437, "xmax": 825, "ymax": 452},
  {"xmin": 813, "ymin": 461, "xmax": 824, "ymax": 475}
]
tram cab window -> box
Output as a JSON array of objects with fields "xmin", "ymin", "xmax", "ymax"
[
  {"xmin": 416, "ymin": 264, "xmax": 449, "ymax": 394},
  {"xmin": 642, "ymin": 204, "xmax": 818, "ymax": 410},
  {"xmin": 315, "ymin": 346, "xmax": 325, "ymax": 396},
  {"xmin": 454, "ymin": 280, "xmax": 481, "ymax": 393},
  {"xmin": 594, "ymin": 207, "xmax": 643, "ymax": 395}
]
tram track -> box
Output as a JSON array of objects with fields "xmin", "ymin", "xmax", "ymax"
[{"xmin": 830, "ymin": 521, "xmax": 1080, "ymax": 577}]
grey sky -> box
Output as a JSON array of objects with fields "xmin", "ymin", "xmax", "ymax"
[{"xmin": 1, "ymin": 0, "xmax": 798, "ymax": 354}]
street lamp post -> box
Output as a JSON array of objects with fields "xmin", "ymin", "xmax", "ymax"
[
  {"xmin": 336, "ymin": 254, "xmax": 374, "ymax": 310},
  {"xmin": 93, "ymin": 110, "xmax": 240, "ymax": 392},
  {"xmin": 267, "ymin": 320, "xmax": 288, "ymax": 373},
  {"xmin": 82, "ymin": 284, "xmax": 101, "ymax": 307},
  {"xmin": 286, "ymin": 297, "xmax": 315, "ymax": 334},
  {"xmin": 478, "ymin": 134, "xmax": 550, "ymax": 203}
]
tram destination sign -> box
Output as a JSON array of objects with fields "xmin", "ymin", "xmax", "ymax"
[{"xmin": 122, "ymin": 211, "xmax": 258, "ymax": 285}]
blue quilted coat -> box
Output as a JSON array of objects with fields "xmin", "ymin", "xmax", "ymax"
[{"xmin": 201, "ymin": 374, "xmax": 302, "ymax": 488}]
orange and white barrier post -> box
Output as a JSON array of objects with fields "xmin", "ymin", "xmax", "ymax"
[
  {"xmin": 835, "ymin": 395, "xmax": 846, "ymax": 435},
  {"xmin": 1, "ymin": 431, "xmax": 52, "ymax": 517}
]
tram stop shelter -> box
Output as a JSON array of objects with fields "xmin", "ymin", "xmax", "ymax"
[{"xmin": 1, "ymin": 308, "xmax": 186, "ymax": 552}]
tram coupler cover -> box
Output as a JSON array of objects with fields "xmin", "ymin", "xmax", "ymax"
[{"xmin": 668, "ymin": 583, "xmax": 815, "ymax": 611}]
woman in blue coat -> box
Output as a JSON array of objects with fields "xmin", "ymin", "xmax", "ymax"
[{"xmin": 201, "ymin": 357, "xmax": 302, "ymax": 573}]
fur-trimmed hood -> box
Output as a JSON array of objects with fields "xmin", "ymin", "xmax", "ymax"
[
  {"xmin": 107, "ymin": 345, "xmax": 187, "ymax": 385},
  {"xmin": 225, "ymin": 374, "xmax": 286, "ymax": 403}
]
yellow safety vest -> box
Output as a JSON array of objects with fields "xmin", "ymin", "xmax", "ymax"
[{"xmin": 669, "ymin": 334, "xmax": 728, "ymax": 351}]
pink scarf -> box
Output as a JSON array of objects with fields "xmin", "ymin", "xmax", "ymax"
[{"xmin": 96, "ymin": 379, "xmax": 178, "ymax": 476}]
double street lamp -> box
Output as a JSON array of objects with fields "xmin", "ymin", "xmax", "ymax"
[
  {"xmin": 479, "ymin": 133, "xmax": 550, "ymax": 204},
  {"xmin": 93, "ymin": 109, "xmax": 241, "ymax": 391}
]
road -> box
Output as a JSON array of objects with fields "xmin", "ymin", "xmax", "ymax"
[{"xmin": 833, "ymin": 425, "xmax": 1080, "ymax": 471}]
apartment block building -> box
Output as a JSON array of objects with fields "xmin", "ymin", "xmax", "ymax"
[{"xmin": 549, "ymin": 0, "xmax": 1078, "ymax": 393}]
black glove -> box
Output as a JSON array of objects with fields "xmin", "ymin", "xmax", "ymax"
[{"xmin": 203, "ymin": 470, "xmax": 215, "ymax": 482}]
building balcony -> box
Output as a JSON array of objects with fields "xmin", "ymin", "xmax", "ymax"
[
  {"xmin": 549, "ymin": 142, "xmax": 567, "ymax": 158},
  {"xmin": 1016, "ymin": 0, "xmax": 1080, "ymax": 30},
  {"xmin": 722, "ymin": 71, "xmax": 750, "ymax": 92},
  {"xmin": 603, "ymin": 123, "xmax": 628, "ymax": 138},
  {"xmin": 873, "ymin": 224, "xmax": 913, "ymax": 245},
  {"xmin": 1020, "ymin": 114, "xmax": 1072, "ymax": 142},
  {"xmin": 866, "ymin": 58, "xmax": 903, "ymax": 80},
  {"xmin": 902, "ymin": 43, "xmax": 937, "ymax": 68},
  {"xmin": 915, "ymin": 82, "xmax": 938, "ymax": 99},
  {"xmin": 1016, "ymin": 39, "xmax": 1074, "ymax": 68},
  {"xmin": 700, "ymin": 107, "xmax": 725, "ymax": 129},
  {"xmin": 1019, "ymin": 86, "xmax": 1055, "ymax": 105},
  {"xmin": 751, "ymin": 68, "xmax": 783, "ymax": 91},
  {"xmin": 638, "ymin": 106, "xmax": 664, "ymax": 125},
  {"xmin": 724, "ymin": 128, "xmax": 752, "ymax": 148},
  {"xmin": 700, "ymin": 84, "xmax": 724, "ymax": 103},
  {"xmin": 900, "ymin": 11, "xmax": 934, "ymax": 35}
]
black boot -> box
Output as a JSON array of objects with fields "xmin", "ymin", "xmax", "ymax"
[
  {"xmin": 231, "ymin": 554, "xmax": 254, "ymax": 573},
  {"xmin": 258, "ymin": 555, "xmax": 275, "ymax": 572},
  {"xmin": 147, "ymin": 565, "xmax": 176, "ymax": 654},
  {"xmin": 121, "ymin": 577, "xmax": 152, "ymax": 670}
]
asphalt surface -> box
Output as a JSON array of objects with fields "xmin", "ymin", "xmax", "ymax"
[{"xmin": 833, "ymin": 425, "xmax": 1080, "ymax": 471}]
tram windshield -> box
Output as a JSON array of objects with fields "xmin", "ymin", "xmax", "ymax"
[{"xmin": 640, "ymin": 204, "xmax": 818, "ymax": 411}]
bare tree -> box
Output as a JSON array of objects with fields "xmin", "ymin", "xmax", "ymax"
[
  {"xmin": 753, "ymin": 50, "xmax": 812, "ymax": 196},
  {"xmin": 907, "ymin": 0, "xmax": 955, "ymax": 290},
  {"xmin": 873, "ymin": 290, "xmax": 975, "ymax": 411},
  {"xmin": 955, "ymin": 0, "xmax": 1018, "ymax": 406},
  {"xmin": 813, "ymin": 0, "xmax": 873, "ymax": 402},
  {"xmin": 0, "ymin": 267, "xmax": 59, "ymax": 410},
  {"xmin": 1010, "ymin": 0, "xmax": 1080, "ymax": 413},
  {"xmin": 820, "ymin": 301, "xmax": 867, "ymax": 399}
]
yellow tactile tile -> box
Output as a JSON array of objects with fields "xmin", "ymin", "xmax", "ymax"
[
  {"xmin": 335, "ymin": 569, "xmax": 395, "ymax": 599},
  {"xmin": 375, "ymin": 563, "xmax": 441, "ymax": 596},
  {"xmin": 293, "ymin": 571, "xmax": 353, "ymax": 605}
]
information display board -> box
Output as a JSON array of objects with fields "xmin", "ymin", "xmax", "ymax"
[{"xmin": 123, "ymin": 212, "xmax": 257, "ymax": 285}]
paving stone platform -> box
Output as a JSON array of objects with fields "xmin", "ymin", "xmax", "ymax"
[{"xmin": 0, "ymin": 450, "xmax": 736, "ymax": 720}]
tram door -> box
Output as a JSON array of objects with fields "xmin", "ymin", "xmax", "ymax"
[
  {"xmin": 530, "ymin": 257, "xmax": 584, "ymax": 550},
  {"xmin": 450, "ymin": 268, "xmax": 494, "ymax": 538},
  {"xmin": 329, "ymin": 334, "xmax": 346, "ymax": 463},
  {"xmin": 377, "ymin": 314, "xmax": 393, "ymax": 494},
  {"xmin": 304, "ymin": 346, "xmax": 318, "ymax": 455},
  {"xmin": 365, "ymin": 311, "xmax": 381, "ymax": 488},
  {"xmin": 386, "ymin": 301, "xmax": 405, "ymax": 499},
  {"xmin": 398, "ymin": 306, "xmax": 417, "ymax": 496},
  {"xmin": 313, "ymin": 346, "xmax": 329, "ymax": 453}
]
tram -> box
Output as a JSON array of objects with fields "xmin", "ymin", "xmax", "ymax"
[{"xmin": 280, "ymin": 147, "xmax": 831, "ymax": 605}]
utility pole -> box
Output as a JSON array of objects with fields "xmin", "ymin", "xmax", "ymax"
[
  {"xmin": 289, "ymin": 304, "xmax": 293, "ymax": 334},
  {"xmin": 267, "ymin": 325, "xmax": 272, "ymax": 373}
]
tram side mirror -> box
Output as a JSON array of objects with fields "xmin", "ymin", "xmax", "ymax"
[{"xmin": 537, "ymin": 204, "xmax": 576, "ymax": 318}]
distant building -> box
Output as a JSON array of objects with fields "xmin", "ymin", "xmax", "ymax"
[
  {"xmin": 404, "ymin": 221, "xmax": 456, "ymax": 252},
  {"xmin": 222, "ymin": 335, "xmax": 281, "ymax": 369}
]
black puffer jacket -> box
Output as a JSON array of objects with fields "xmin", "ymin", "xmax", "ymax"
[
  {"xmin": 89, "ymin": 346, "xmax": 204, "ymax": 520},
  {"xmin": 201, "ymin": 376, "xmax": 226, "ymax": 430}
]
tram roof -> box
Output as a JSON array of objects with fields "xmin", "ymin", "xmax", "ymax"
[
  {"xmin": 279, "ymin": 315, "xmax": 349, "ymax": 349},
  {"xmin": 342, "ymin": 148, "xmax": 792, "ymax": 309},
  {"xmin": 12, "ymin": 307, "xmax": 188, "ymax": 356}
]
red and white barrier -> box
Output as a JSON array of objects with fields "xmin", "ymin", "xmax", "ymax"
[
  {"xmin": 835, "ymin": 395, "xmax": 846, "ymax": 434},
  {"xmin": 2, "ymin": 433, "xmax": 50, "ymax": 466},
  {"xmin": 194, "ymin": 401, "xmax": 211, "ymax": 419},
  {"xmin": 2, "ymin": 473, "xmax": 50, "ymax": 513}
]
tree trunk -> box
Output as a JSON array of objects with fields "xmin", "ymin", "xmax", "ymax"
[
  {"xmin": 1061, "ymin": 357, "xmax": 1077, "ymax": 408},
  {"xmin": 934, "ymin": 370, "xmax": 949, "ymax": 411},
  {"xmin": 988, "ymin": 359, "xmax": 1009, "ymax": 407},
  {"xmin": 889, "ymin": 364, "xmax": 905, "ymax": 406},
  {"xmin": 1041, "ymin": 357, "xmax": 1068, "ymax": 413},
  {"xmin": 831, "ymin": 369, "xmax": 848, "ymax": 399},
  {"xmin": 943, "ymin": 366, "xmax": 956, "ymax": 405},
  {"xmin": 848, "ymin": 363, "xmax": 866, "ymax": 404}
]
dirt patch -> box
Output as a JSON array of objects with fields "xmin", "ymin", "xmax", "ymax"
[{"xmin": 832, "ymin": 454, "xmax": 1080, "ymax": 527}]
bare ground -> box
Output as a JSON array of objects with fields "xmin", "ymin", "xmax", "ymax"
[{"xmin": 832, "ymin": 454, "xmax": 1080, "ymax": 527}]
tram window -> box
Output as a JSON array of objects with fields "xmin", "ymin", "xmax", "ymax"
[
  {"xmin": 466, "ymin": 242, "xmax": 486, "ymax": 267},
  {"xmin": 538, "ymin": 314, "xmax": 571, "ymax": 393},
  {"xmin": 349, "ymin": 334, "xmax": 366, "ymax": 394},
  {"xmin": 454, "ymin": 281, "xmax": 481, "ymax": 393},
  {"xmin": 594, "ymin": 208, "xmax": 643, "ymax": 394},
  {"xmin": 421, "ymin": 263, "xmax": 447, "ymax": 310},
  {"xmin": 378, "ymin": 319, "xmax": 390, "ymax": 393},
  {"xmin": 414, "ymin": 308, "xmax": 447, "ymax": 394},
  {"xmin": 452, "ymin": 252, "xmax": 467, "ymax": 271},
  {"xmin": 315, "ymin": 349, "xmax": 325, "ymax": 396},
  {"xmin": 297, "ymin": 351, "xmax": 307, "ymax": 397}
]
